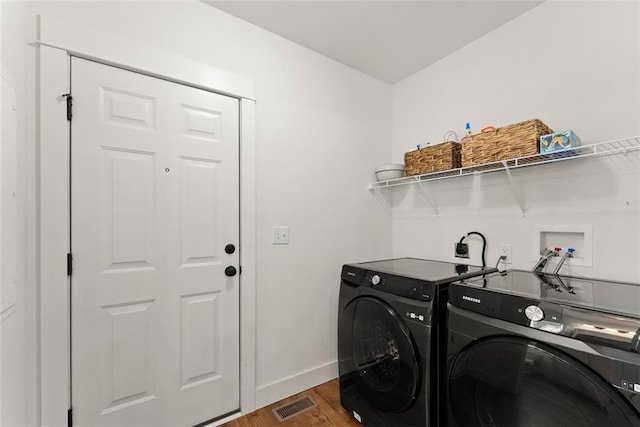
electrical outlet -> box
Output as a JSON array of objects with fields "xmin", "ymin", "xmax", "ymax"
[
  {"xmin": 499, "ymin": 244, "xmax": 512, "ymax": 264},
  {"xmin": 455, "ymin": 242, "xmax": 469, "ymax": 259}
]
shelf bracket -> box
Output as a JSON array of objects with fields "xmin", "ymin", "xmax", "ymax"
[
  {"xmin": 501, "ymin": 161, "xmax": 526, "ymax": 216},
  {"xmin": 417, "ymin": 181, "xmax": 440, "ymax": 216},
  {"xmin": 370, "ymin": 187, "xmax": 392, "ymax": 215}
]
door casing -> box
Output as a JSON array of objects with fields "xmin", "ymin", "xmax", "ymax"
[{"xmin": 36, "ymin": 14, "xmax": 257, "ymax": 427}]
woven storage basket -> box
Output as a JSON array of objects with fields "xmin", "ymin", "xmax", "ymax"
[
  {"xmin": 461, "ymin": 119, "xmax": 553, "ymax": 167},
  {"xmin": 404, "ymin": 142, "xmax": 461, "ymax": 176}
]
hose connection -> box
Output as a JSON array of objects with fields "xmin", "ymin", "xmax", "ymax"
[
  {"xmin": 553, "ymin": 247, "xmax": 575, "ymax": 275},
  {"xmin": 532, "ymin": 247, "xmax": 561, "ymax": 274}
]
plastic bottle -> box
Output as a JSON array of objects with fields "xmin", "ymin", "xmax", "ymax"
[{"xmin": 465, "ymin": 122, "xmax": 472, "ymax": 136}]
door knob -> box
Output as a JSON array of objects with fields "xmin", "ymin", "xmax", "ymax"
[
  {"xmin": 225, "ymin": 266, "xmax": 237, "ymax": 277},
  {"xmin": 225, "ymin": 244, "xmax": 236, "ymax": 254}
]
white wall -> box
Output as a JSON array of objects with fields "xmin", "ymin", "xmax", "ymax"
[
  {"xmin": 23, "ymin": 0, "xmax": 392, "ymax": 412},
  {"xmin": 391, "ymin": 1, "xmax": 640, "ymax": 282},
  {"xmin": 1, "ymin": 1, "xmax": 31, "ymax": 425},
  {"xmin": 13, "ymin": 0, "xmax": 638, "ymax": 422}
]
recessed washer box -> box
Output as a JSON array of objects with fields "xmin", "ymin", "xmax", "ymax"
[{"xmin": 534, "ymin": 224, "xmax": 593, "ymax": 268}]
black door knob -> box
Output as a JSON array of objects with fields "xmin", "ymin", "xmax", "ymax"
[
  {"xmin": 225, "ymin": 244, "xmax": 236, "ymax": 254},
  {"xmin": 225, "ymin": 266, "xmax": 237, "ymax": 277}
]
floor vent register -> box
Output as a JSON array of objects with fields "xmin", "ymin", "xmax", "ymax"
[{"xmin": 272, "ymin": 396, "xmax": 318, "ymax": 422}]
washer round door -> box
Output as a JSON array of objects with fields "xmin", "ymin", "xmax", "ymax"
[
  {"xmin": 339, "ymin": 296, "xmax": 420, "ymax": 413},
  {"xmin": 449, "ymin": 336, "xmax": 640, "ymax": 426}
]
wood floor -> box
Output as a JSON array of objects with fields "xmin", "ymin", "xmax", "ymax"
[{"xmin": 221, "ymin": 379, "xmax": 362, "ymax": 427}]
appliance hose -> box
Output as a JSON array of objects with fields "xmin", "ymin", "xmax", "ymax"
[{"xmin": 459, "ymin": 231, "xmax": 487, "ymax": 268}]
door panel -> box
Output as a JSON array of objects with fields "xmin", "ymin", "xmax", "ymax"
[
  {"xmin": 101, "ymin": 301, "xmax": 155, "ymax": 413},
  {"xmin": 71, "ymin": 57, "xmax": 240, "ymax": 426},
  {"xmin": 180, "ymin": 292, "xmax": 221, "ymax": 388},
  {"xmin": 102, "ymin": 148, "xmax": 156, "ymax": 271},
  {"xmin": 180, "ymin": 158, "xmax": 220, "ymax": 266}
]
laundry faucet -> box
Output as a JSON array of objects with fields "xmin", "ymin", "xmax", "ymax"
[
  {"xmin": 532, "ymin": 247, "xmax": 561, "ymax": 274},
  {"xmin": 553, "ymin": 248, "xmax": 575, "ymax": 275}
]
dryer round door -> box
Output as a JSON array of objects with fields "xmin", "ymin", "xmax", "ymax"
[
  {"xmin": 340, "ymin": 296, "xmax": 420, "ymax": 413},
  {"xmin": 448, "ymin": 336, "xmax": 640, "ymax": 426}
]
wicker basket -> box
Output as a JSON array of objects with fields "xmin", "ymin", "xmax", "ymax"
[
  {"xmin": 404, "ymin": 142, "xmax": 461, "ymax": 176},
  {"xmin": 461, "ymin": 119, "xmax": 553, "ymax": 167}
]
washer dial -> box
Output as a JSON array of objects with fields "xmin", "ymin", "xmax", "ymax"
[
  {"xmin": 525, "ymin": 305, "xmax": 544, "ymax": 321},
  {"xmin": 371, "ymin": 275, "xmax": 381, "ymax": 286}
]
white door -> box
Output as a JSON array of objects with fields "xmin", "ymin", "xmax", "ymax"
[{"xmin": 71, "ymin": 57, "xmax": 240, "ymax": 426}]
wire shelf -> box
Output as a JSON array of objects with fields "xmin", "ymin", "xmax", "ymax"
[{"xmin": 369, "ymin": 136, "xmax": 640, "ymax": 190}]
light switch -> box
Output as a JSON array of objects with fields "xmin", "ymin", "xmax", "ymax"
[{"xmin": 272, "ymin": 226, "xmax": 289, "ymax": 245}]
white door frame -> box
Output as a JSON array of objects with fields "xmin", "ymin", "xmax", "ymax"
[{"xmin": 36, "ymin": 15, "xmax": 257, "ymax": 426}]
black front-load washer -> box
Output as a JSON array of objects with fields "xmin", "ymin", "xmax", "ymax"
[
  {"xmin": 447, "ymin": 270, "xmax": 640, "ymax": 427},
  {"xmin": 338, "ymin": 258, "xmax": 497, "ymax": 427}
]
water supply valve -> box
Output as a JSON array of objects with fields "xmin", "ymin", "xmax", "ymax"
[
  {"xmin": 553, "ymin": 248, "xmax": 575, "ymax": 275},
  {"xmin": 532, "ymin": 247, "xmax": 562, "ymax": 274}
]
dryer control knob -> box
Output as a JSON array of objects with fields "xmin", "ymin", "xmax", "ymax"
[
  {"xmin": 525, "ymin": 305, "xmax": 544, "ymax": 322},
  {"xmin": 371, "ymin": 275, "xmax": 381, "ymax": 286}
]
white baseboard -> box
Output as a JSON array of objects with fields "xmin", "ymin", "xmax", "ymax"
[
  {"xmin": 254, "ymin": 360, "xmax": 338, "ymax": 410},
  {"xmin": 205, "ymin": 411, "xmax": 243, "ymax": 427}
]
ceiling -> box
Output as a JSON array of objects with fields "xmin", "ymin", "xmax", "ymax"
[{"xmin": 203, "ymin": 1, "xmax": 543, "ymax": 84}]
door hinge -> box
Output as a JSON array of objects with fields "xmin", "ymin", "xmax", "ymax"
[
  {"xmin": 67, "ymin": 407, "xmax": 73, "ymax": 427},
  {"xmin": 67, "ymin": 253, "xmax": 73, "ymax": 276},
  {"xmin": 62, "ymin": 93, "xmax": 73, "ymax": 121}
]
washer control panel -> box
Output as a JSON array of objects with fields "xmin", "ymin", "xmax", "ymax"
[
  {"xmin": 351, "ymin": 270, "xmax": 432, "ymax": 301},
  {"xmin": 450, "ymin": 285, "xmax": 562, "ymax": 327}
]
